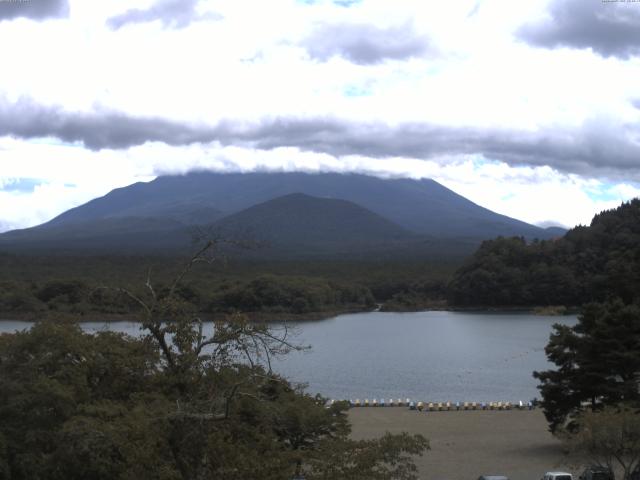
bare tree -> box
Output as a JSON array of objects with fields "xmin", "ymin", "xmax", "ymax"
[
  {"xmin": 114, "ymin": 238, "xmax": 307, "ymax": 414},
  {"xmin": 562, "ymin": 405, "xmax": 640, "ymax": 480}
]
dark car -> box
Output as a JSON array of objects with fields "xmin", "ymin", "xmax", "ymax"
[
  {"xmin": 478, "ymin": 476, "xmax": 509, "ymax": 480},
  {"xmin": 630, "ymin": 465, "xmax": 639, "ymax": 480},
  {"xmin": 579, "ymin": 466, "xmax": 614, "ymax": 480}
]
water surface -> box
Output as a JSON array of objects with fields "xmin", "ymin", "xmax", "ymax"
[
  {"xmin": 273, "ymin": 310, "xmax": 576, "ymax": 402},
  {"xmin": 0, "ymin": 311, "xmax": 576, "ymax": 402}
]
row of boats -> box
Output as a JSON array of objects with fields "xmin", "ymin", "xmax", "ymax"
[{"xmin": 338, "ymin": 399, "xmax": 536, "ymax": 410}]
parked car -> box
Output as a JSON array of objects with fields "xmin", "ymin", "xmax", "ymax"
[
  {"xmin": 579, "ymin": 466, "xmax": 614, "ymax": 480},
  {"xmin": 477, "ymin": 476, "xmax": 509, "ymax": 480},
  {"xmin": 542, "ymin": 472, "xmax": 573, "ymax": 480}
]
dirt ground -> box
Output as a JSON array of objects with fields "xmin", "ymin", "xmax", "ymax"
[{"xmin": 349, "ymin": 407, "xmax": 582, "ymax": 480}]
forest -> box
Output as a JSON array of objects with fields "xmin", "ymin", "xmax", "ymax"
[
  {"xmin": 0, "ymin": 254, "xmax": 454, "ymax": 320},
  {"xmin": 2, "ymin": 199, "xmax": 640, "ymax": 318},
  {"xmin": 448, "ymin": 199, "xmax": 640, "ymax": 308}
]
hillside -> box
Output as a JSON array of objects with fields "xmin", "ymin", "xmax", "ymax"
[
  {"xmin": 0, "ymin": 170, "xmax": 563, "ymax": 256},
  {"xmin": 448, "ymin": 199, "xmax": 640, "ymax": 307},
  {"xmin": 0, "ymin": 217, "xmax": 193, "ymax": 254},
  {"xmin": 213, "ymin": 193, "xmax": 416, "ymax": 252},
  {"xmin": 38, "ymin": 171, "xmax": 557, "ymax": 237}
]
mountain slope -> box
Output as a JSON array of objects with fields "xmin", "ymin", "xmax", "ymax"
[
  {"xmin": 0, "ymin": 217, "xmax": 193, "ymax": 253},
  {"xmin": 212, "ymin": 193, "xmax": 416, "ymax": 251},
  {"xmin": 39, "ymin": 170, "xmax": 559, "ymax": 240},
  {"xmin": 0, "ymin": 193, "xmax": 435, "ymax": 258}
]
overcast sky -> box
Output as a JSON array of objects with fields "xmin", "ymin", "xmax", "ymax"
[{"xmin": 1, "ymin": 0, "xmax": 640, "ymax": 232}]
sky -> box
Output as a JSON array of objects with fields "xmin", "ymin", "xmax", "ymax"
[{"xmin": 1, "ymin": 0, "xmax": 640, "ymax": 232}]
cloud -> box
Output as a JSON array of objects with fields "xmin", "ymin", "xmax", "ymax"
[
  {"xmin": 518, "ymin": 0, "xmax": 640, "ymax": 59},
  {"xmin": 1, "ymin": 98, "xmax": 640, "ymax": 181},
  {"xmin": 304, "ymin": 22, "xmax": 430, "ymax": 64},
  {"xmin": 536, "ymin": 220, "xmax": 569, "ymax": 229},
  {"xmin": 0, "ymin": 0, "xmax": 69, "ymax": 21},
  {"xmin": 0, "ymin": 98, "xmax": 215, "ymax": 150},
  {"xmin": 215, "ymin": 117, "xmax": 640, "ymax": 180},
  {"xmin": 467, "ymin": 1, "xmax": 481, "ymax": 18},
  {"xmin": 106, "ymin": 0, "xmax": 220, "ymax": 30},
  {"xmin": 1, "ymin": 136, "xmax": 637, "ymax": 231},
  {"xmin": 333, "ymin": 0, "xmax": 361, "ymax": 7}
]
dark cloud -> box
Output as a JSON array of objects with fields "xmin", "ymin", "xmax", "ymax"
[
  {"xmin": 107, "ymin": 0, "xmax": 220, "ymax": 30},
  {"xmin": 1, "ymin": 98, "xmax": 639, "ymax": 180},
  {"xmin": 0, "ymin": 0, "xmax": 69, "ymax": 21},
  {"xmin": 518, "ymin": 0, "xmax": 640, "ymax": 59},
  {"xmin": 0, "ymin": 98, "xmax": 217, "ymax": 150},
  {"xmin": 226, "ymin": 118, "xmax": 640, "ymax": 179},
  {"xmin": 304, "ymin": 22, "xmax": 430, "ymax": 64}
]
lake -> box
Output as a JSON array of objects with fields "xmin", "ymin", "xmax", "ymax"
[{"xmin": 0, "ymin": 310, "xmax": 576, "ymax": 403}]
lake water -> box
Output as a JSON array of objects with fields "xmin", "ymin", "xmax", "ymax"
[{"xmin": 0, "ymin": 310, "xmax": 576, "ymax": 403}]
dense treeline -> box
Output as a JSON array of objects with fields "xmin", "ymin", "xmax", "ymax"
[
  {"xmin": 0, "ymin": 255, "xmax": 454, "ymax": 318},
  {"xmin": 448, "ymin": 199, "xmax": 640, "ymax": 307},
  {"xmin": 0, "ymin": 275, "xmax": 375, "ymax": 319}
]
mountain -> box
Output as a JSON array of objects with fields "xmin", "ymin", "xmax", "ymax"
[
  {"xmin": 543, "ymin": 226, "xmax": 568, "ymax": 237},
  {"xmin": 212, "ymin": 193, "xmax": 419, "ymax": 255},
  {"xmin": 216, "ymin": 193, "xmax": 412, "ymax": 242},
  {"xmin": 0, "ymin": 217, "xmax": 193, "ymax": 253},
  {"xmin": 40, "ymin": 170, "xmax": 557, "ymax": 237},
  {"xmin": 0, "ymin": 170, "xmax": 561, "ymax": 256}
]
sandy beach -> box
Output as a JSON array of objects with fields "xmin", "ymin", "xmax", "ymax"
[{"xmin": 349, "ymin": 408, "xmax": 580, "ymax": 480}]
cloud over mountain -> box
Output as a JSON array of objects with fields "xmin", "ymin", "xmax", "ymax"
[{"xmin": 1, "ymin": 98, "xmax": 639, "ymax": 181}]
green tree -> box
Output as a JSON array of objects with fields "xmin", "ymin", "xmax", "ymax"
[
  {"xmin": 449, "ymin": 199, "xmax": 640, "ymax": 308},
  {"xmin": 0, "ymin": 241, "xmax": 428, "ymax": 479},
  {"xmin": 534, "ymin": 299, "xmax": 640, "ymax": 433}
]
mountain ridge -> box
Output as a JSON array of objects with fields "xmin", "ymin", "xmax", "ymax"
[
  {"xmin": 0, "ymin": 170, "xmax": 565, "ymax": 257},
  {"xmin": 39, "ymin": 170, "xmax": 560, "ymax": 237},
  {"xmin": 212, "ymin": 192, "xmax": 417, "ymax": 254}
]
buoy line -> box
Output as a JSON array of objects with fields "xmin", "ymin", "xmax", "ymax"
[{"xmin": 326, "ymin": 398, "xmax": 537, "ymax": 411}]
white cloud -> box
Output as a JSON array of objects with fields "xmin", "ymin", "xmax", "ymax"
[
  {"xmin": 432, "ymin": 159, "xmax": 627, "ymax": 227},
  {"xmin": 1, "ymin": 138, "xmax": 637, "ymax": 232},
  {"xmin": 0, "ymin": 0, "xmax": 639, "ymax": 232},
  {"xmin": 607, "ymin": 183, "xmax": 640, "ymax": 200}
]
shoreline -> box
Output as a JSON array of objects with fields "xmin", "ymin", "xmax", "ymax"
[
  {"xmin": 0, "ymin": 304, "xmax": 578, "ymax": 323},
  {"xmin": 0, "ymin": 307, "xmax": 370, "ymax": 324}
]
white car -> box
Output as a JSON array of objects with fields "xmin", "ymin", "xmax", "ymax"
[{"xmin": 543, "ymin": 472, "xmax": 572, "ymax": 480}]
